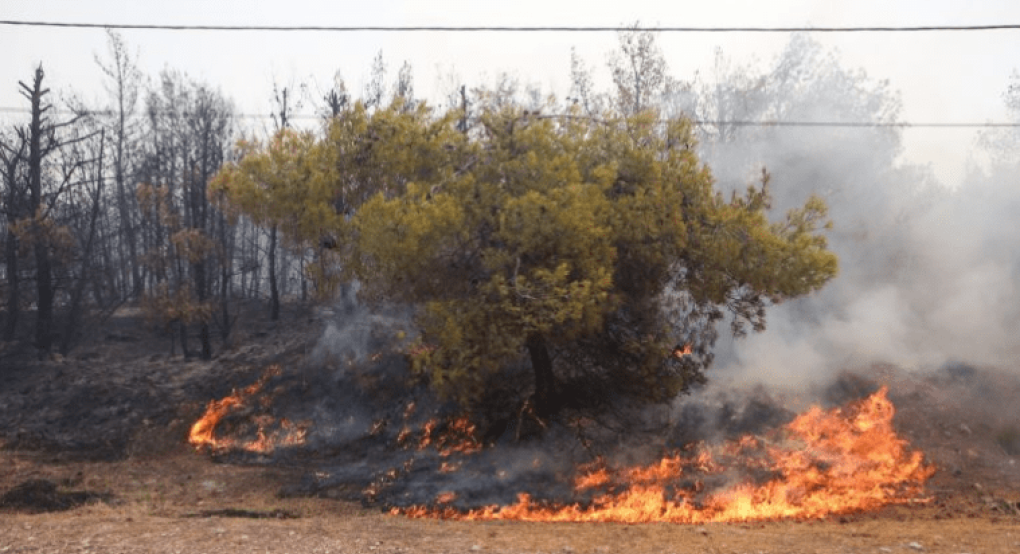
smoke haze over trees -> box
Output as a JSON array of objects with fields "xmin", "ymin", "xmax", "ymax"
[
  {"xmin": 688, "ymin": 35, "xmax": 1020, "ymax": 385},
  {"xmin": 1, "ymin": 28, "xmax": 1018, "ymax": 405}
]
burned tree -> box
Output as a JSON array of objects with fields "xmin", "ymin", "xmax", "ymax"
[
  {"xmin": 95, "ymin": 30, "xmax": 145, "ymax": 298},
  {"xmin": 137, "ymin": 71, "xmax": 234, "ymax": 359},
  {"xmin": 0, "ymin": 129, "xmax": 27, "ymax": 342},
  {"xmin": 0, "ymin": 66, "xmax": 110, "ymax": 356},
  {"xmin": 10, "ymin": 66, "xmax": 98, "ymax": 355},
  {"xmin": 21, "ymin": 65, "xmax": 56, "ymax": 353},
  {"xmin": 608, "ymin": 26, "xmax": 669, "ymax": 116},
  {"xmin": 56, "ymin": 124, "xmax": 107, "ymax": 355}
]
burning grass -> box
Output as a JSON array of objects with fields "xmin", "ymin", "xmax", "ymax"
[
  {"xmin": 186, "ymin": 361, "xmax": 936, "ymax": 525},
  {"xmin": 188, "ymin": 365, "xmax": 309, "ymax": 454},
  {"xmin": 395, "ymin": 387, "xmax": 935, "ymax": 523}
]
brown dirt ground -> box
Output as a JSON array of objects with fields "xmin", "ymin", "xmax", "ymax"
[{"xmin": 1, "ymin": 307, "xmax": 1019, "ymax": 553}]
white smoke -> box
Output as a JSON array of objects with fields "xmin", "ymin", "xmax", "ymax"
[
  {"xmin": 693, "ymin": 35, "xmax": 1020, "ymax": 388},
  {"xmin": 308, "ymin": 281, "xmax": 414, "ymax": 371}
]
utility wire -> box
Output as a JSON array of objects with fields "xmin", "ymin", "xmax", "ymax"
[
  {"xmin": 696, "ymin": 121, "xmax": 1020, "ymax": 128},
  {"xmin": 3, "ymin": 20, "xmax": 1020, "ymax": 32},
  {"xmin": 0, "ymin": 107, "xmax": 1015, "ymax": 128}
]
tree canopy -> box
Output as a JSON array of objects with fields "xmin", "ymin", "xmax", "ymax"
[{"xmin": 211, "ymin": 100, "xmax": 838, "ymax": 418}]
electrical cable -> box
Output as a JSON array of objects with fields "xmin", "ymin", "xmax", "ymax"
[
  {"xmin": 0, "ymin": 107, "xmax": 1016, "ymax": 128},
  {"xmin": 3, "ymin": 20, "xmax": 1020, "ymax": 32}
]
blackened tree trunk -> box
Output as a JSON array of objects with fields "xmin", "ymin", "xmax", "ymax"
[
  {"xmin": 269, "ymin": 224, "xmax": 279, "ymax": 321},
  {"xmin": 217, "ymin": 209, "xmax": 232, "ymax": 341},
  {"xmin": 526, "ymin": 332, "xmax": 558, "ymax": 418},
  {"xmin": 97, "ymin": 31, "xmax": 144, "ymax": 298},
  {"xmin": 2, "ymin": 224, "xmax": 18, "ymax": 341},
  {"xmin": 267, "ymin": 84, "xmax": 290, "ymax": 322},
  {"xmin": 178, "ymin": 319, "xmax": 190, "ymax": 359},
  {"xmin": 61, "ymin": 130, "xmax": 105, "ymax": 355},
  {"xmin": 194, "ymin": 257, "xmax": 212, "ymax": 358},
  {"xmin": 299, "ymin": 248, "xmax": 307, "ymax": 302},
  {"xmin": 113, "ymin": 84, "xmax": 141, "ymax": 297},
  {"xmin": 0, "ymin": 136, "xmax": 25, "ymax": 341},
  {"xmin": 193, "ymin": 158, "xmax": 212, "ymax": 360},
  {"xmin": 21, "ymin": 66, "xmax": 54, "ymax": 355}
]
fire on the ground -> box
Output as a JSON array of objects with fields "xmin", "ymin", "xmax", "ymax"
[
  {"xmin": 190, "ymin": 367, "xmax": 933, "ymax": 523},
  {"xmin": 396, "ymin": 387, "xmax": 934, "ymax": 523}
]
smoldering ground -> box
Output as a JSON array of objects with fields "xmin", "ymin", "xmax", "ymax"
[
  {"xmin": 237, "ymin": 289, "xmax": 898, "ymax": 512},
  {"xmin": 258, "ymin": 301, "xmax": 602, "ymax": 508}
]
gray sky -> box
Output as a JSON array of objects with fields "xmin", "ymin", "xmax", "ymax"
[{"xmin": 3, "ymin": 0, "xmax": 1020, "ymax": 186}]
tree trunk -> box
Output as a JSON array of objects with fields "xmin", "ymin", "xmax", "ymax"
[
  {"xmin": 1, "ymin": 137, "xmax": 24, "ymax": 341},
  {"xmin": 100, "ymin": 30, "xmax": 143, "ymax": 298},
  {"xmin": 178, "ymin": 320, "xmax": 190, "ymax": 359},
  {"xmin": 33, "ymin": 231, "xmax": 54, "ymax": 355},
  {"xmin": 112, "ymin": 108, "xmax": 133, "ymax": 298},
  {"xmin": 22, "ymin": 66, "xmax": 53, "ymax": 356},
  {"xmin": 278, "ymin": 244, "xmax": 286, "ymax": 300},
  {"xmin": 526, "ymin": 332, "xmax": 558, "ymax": 418},
  {"xmin": 218, "ymin": 212, "xmax": 232, "ymax": 342},
  {"xmin": 194, "ymin": 258, "xmax": 212, "ymax": 359},
  {"xmin": 3, "ymin": 227, "xmax": 18, "ymax": 341},
  {"xmin": 115, "ymin": 138, "xmax": 141, "ymax": 296},
  {"xmin": 252, "ymin": 258, "xmax": 260, "ymax": 299},
  {"xmin": 299, "ymin": 248, "xmax": 307, "ymax": 302},
  {"xmin": 268, "ymin": 224, "xmax": 279, "ymax": 321},
  {"xmin": 61, "ymin": 130, "xmax": 105, "ymax": 355},
  {"xmin": 251, "ymin": 225, "xmax": 261, "ymax": 300},
  {"xmin": 237, "ymin": 219, "xmax": 247, "ymax": 297}
]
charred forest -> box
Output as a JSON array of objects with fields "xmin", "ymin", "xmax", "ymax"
[{"xmin": 1, "ymin": 33, "xmax": 304, "ymax": 361}]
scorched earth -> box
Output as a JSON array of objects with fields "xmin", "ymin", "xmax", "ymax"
[{"xmin": 1, "ymin": 306, "xmax": 1018, "ymax": 553}]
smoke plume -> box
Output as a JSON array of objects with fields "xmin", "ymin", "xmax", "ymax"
[{"xmin": 694, "ymin": 35, "xmax": 1020, "ymax": 388}]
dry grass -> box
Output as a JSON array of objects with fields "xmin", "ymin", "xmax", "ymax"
[{"xmin": 2, "ymin": 499, "xmax": 1019, "ymax": 553}]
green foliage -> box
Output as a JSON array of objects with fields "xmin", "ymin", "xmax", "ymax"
[
  {"xmin": 210, "ymin": 128, "xmax": 336, "ymax": 246},
  {"xmin": 210, "ymin": 102, "xmax": 464, "ymax": 294},
  {"xmin": 212, "ymin": 99, "xmax": 839, "ymax": 411},
  {"xmin": 352, "ymin": 105, "xmax": 837, "ymax": 407}
]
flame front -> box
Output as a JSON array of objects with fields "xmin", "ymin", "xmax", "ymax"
[
  {"xmin": 188, "ymin": 365, "xmax": 308, "ymax": 454},
  {"xmin": 396, "ymin": 387, "xmax": 934, "ymax": 523}
]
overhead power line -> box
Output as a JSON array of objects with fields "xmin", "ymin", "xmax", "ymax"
[
  {"xmin": 697, "ymin": 121, "xmax": 1020, "ymax": 128},
  {"xmin": 0, "ymin": 107, "xmax": 320, "ymax": 120},
  {"xmin": 0, "ymin": 107, "xmax": 1015, "ymax": 128},
  {"xmin": 3, "ymin": 20, "xmax": 1020, "ymax": 32}
]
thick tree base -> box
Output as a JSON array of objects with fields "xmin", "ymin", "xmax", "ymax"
[{"xmin": 526, "ymin": 333, "xmax": 561, "ymax": 420}]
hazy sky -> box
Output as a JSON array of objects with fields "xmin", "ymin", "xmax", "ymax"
[{"xmin": 3, "ymin": 0, "xmax": 1020, "ymax": 186}]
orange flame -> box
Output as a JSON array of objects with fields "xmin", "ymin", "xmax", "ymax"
[
  {"xmin": 436, "ymin": 491, "xmax": 458, "ymax": 504},
  {"xmin": 396, "ymin": 387, "xmax": 934, "ymax": 523},
  {"xmin": 412, "ymin": 416, "xmax": 483, "ymax": 457},
  {"xmin": 188, "ymin": 365, "xmax": 308, "ymax": 454},
  {"xmin": 674, "ymin": 344, "xmax": 693, "ymax": 358}
]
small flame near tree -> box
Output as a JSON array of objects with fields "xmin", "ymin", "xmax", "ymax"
[
  {"xmin": 188, "ymin": 365, "xmax": 309, "ymax": 454},
  {"xmin": 394, "ymin": 387, "xmax": 935, "ymax": 523},
  {"xmin": 673, "ymin": 344, "xmax": 693, "ymax": 358}
]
